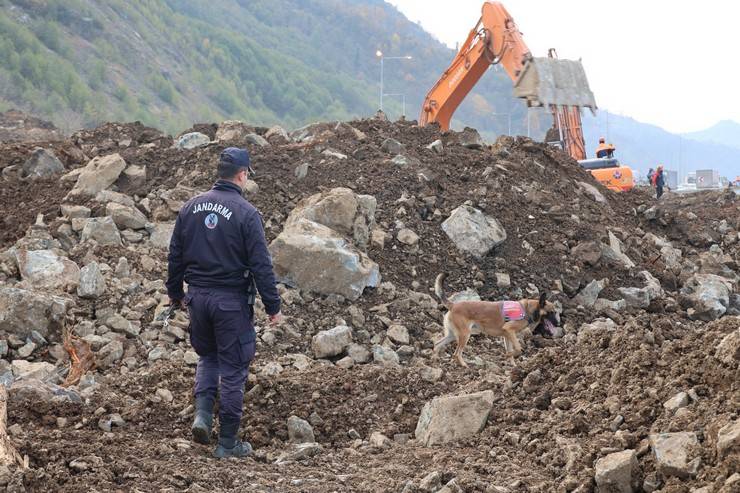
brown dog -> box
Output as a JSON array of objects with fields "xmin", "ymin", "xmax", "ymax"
[{"xmin": 433, "ymin": 274, "xmax": 558, "ymax": 366}]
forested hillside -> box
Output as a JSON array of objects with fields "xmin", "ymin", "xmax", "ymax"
[{"xmin": 0, "ymin": 0, "xmax": 532, "ymax": 134}]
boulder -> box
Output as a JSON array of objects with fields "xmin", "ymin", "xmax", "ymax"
[
  {"xmin": 176, "ymin": 132, "xmax": 210, "ymax": 149},
  {"xmin": 717, "ymin": 419, "xmax": 740, "ymax": 458},
  {"xmin": 311, "ymin": 325, "xmax": 352, "ymax": 358},
  {"xmin": 245, "ymin": 133, "xmax": 269, "ymax": 147},
  {"xmin": 11, "ymin": 360, "xmax": 57, "ymax": 381},
  {"xmin": 265, "ymin": 125, "xmax": 289, "ymax": 143},
  {"xmin": 415, "ymin": 391, "xmax": 495, "ymax": 446},
  {"xmin": 66, "ymin": 153, "xmax": 127, "ymax": 198},
  {"xmin": 573, "ymin": 278, "xmax": 608, "ymax": 308},
  {"xmin": 663, "ymin": 392, "xmax": 689, "ymax": 413},
  {"xmin": 149, "ymin": 222, "xmax": 175, "ymax": 249},
  {"xmin": 287, "ymin": 416, "xmax": 315, "ymax": 444},
  {"xmin": 397, "ymin": 228, "xmax": 419, "ymax": 246},
  {"xmin": 381, "ymin": 138, "xmax": 405, "ymax": 154},
  {"xmin": 0, "ymin": 287, "xmax": 70, "ymax": 338},
  {"xmin": 116, "ymin": 164, "xmax": 146, "ymax": 191},
  {"xmin": 427, "ymin": 139, "xmax": 444, "ymax": 154},
  {"xmin": 81, "ymin": 216, "xmax": 122, "ymax": 246},
  {"xmin": 270, "ymin": 219, "xmax": 380, "ymax": 300},
  {"xmin": 594, "ymin": 449, "xmax": 637, "ymax": 493},
  {"xmin": 649, "ymin": 432, "xmax": 700, "ymax": 479},
  {"xmin": 9, "ymin": 378, "xmax": 81, "ymax": 404},
  {"xmin": 96, "ymin": 340, "xmax": 124, "ymax": 369},
  {"xmin": 495, "ymin": 272, "xmax": 511, "ymax": 288},
  {"xmin": 618, "ymin": 287, "xmax": 651, "ymax": 309},
  {"xmin": 347, "ymin": 343, "xmax": 371, "ymax": 364},
  {"xmin": 572, "ymin": 241, "xmax": 602, "ymax": 266},
  {"xmin": 95, "ymin": 190, "xmax": 136, "ymax": 208},
  {"xmin": 681, "ymin": 274, "xmax": 731, "ymax": 321},
  {"xmin": 602, "ymin": 231, "xmax": 635, "ymax": 268},
  {"xmin": 387, "ymin": 324, "xmax": 410, "ymax": 345},
  {"xmin": 577, "ymin": 318, "xmax": 617, "ymax": 344},
  {"xmin": 106, "ymin": 203, "xmax": 148, "ymax": 230},
  {"xmin": 286, "ymin": 188, "xmax": 375, "ymax": 237},
  {"xmin": 22, "ymin": 148, "xmax": 64, "ymax": 178},
  {"xmin": 77, "ymin": 262, "xmax": 106, "ymax": 299},
  {"xmin": 372, "ymin": 345, "xmax": 400, "ymax": 367},
  {"xmin": 578, "ymin": 181, "xmax": 608, "ymax": 204},
  {"xmin": 15, "ymin": 249, "xmax": 80, "ymax": 290},
  {"xmin": 459, "ymin": 127, "xmax": 484, "ymax": 149},
  {"xmin": 715, "ymin": 328, "xmax": 740, "ymax": 365},
  {"xmin": 61, "ymin": 205, "xmax": 91, "ymax": 220},
  {"xmin": 442, "ymin": 205, "xmax": 506, "ymax": 257},
  {"xmin": 215, "ymin": 120, "xmax": 253, "ymax": 142}
]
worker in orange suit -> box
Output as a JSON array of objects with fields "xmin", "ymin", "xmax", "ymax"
[{"xmin": 595, "ymin": 137, "xmax": 610, "ymax": 158}]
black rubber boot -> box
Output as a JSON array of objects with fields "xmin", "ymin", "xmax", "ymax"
[
  {"xmin": 191, "ymin": 395, "xmax": 215, "ymax": 445},
  {"xmin": 213, "ymin": 418, "xmax": 252, "ymax": 458}
]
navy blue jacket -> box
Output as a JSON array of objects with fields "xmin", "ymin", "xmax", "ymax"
[
  {"xmin": 655, "ymin": 171, "xmax": 665, "ymax": 188},
  {"xmin": 166, "ymin": 180, "xmax": 281, "ymax": 316}
]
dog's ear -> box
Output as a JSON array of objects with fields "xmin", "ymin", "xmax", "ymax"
[{"xmin": 539, "ymin": 291, "xmax": 547, "ymax": 308}]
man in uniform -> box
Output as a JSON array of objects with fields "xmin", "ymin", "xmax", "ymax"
[{"xmin": 166, "ymin": 147, "xmax": 282, "ymax": 458}]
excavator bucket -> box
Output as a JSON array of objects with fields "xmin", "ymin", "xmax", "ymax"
[{"xmin": 513, "ymin": 57, "xmax": 597, "ymax": 112}]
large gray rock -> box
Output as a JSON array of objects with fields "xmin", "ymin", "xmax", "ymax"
[
  {"xmin": 578, "ymin": 181, "xmax": 608, "ymax": 204},
  {"xmin": 381, "ymin": 138, "xmax": 405, "ymax": 154},
  {"xmin": 14, "ymin": 249, "xmax": 80, "ymax": 290},
  {"xmin": 149, "ymin": 222, "xmax": 175, "ymax": 249},
  {"xmin": 77, "ymin": 262, "xmax": 106, "ymax": 298},
  {"xmin": 245, "ymin": 133, "xmax": 269, "ymax": 147},
  {"xmin": 649, "ymin": 432, "xmax": 701, "ymax": 479},
  {"xmin": 0, "ymin": 287, "xmax": 70, "ymax": 338},
  {"xmin": 618, "ymin": 287, "xmax": 651, "ymax": 309},
  {"xmin": 11, "ymin": 360, "xmax": 57, "ymax": 381},
  {"xmin": 106, "ymin": 203, "xmax": 148, "ymax": 230},
  {"xmin": 286, "ymin": 187, "xmax": 375, "ymax": 238},
  {"xmin": 66, "ymin": 153, "xmax": 126, "ymax": 199},
  {"xmin": 594, "ymin": 449, "xmax": 637, "ymax": 493},
  {"xmin": 22, "ymin": 148, "xmax": 64, "ymax": 178},
  {"xmin": 573, "ymin": 278, "xmax": 608, "ymax": 308},
  {"xmin": 415, "ymin": 391, "xmax": 495, "ymax": 446},
  {"xmin": 442, "ymin": 205, "xmax": 506, "ymax": 257},
  {"xmin": 81, "ymin": 216, "xmax": 122, "ymax": 246},
  {"xmin": 459, "ymin": 127, "xmax": 484, "ymax": 149},
  {"xmin": 95, "ymin": 190, "xmax": 136, "ymax": 208},
  {"xmin": 372, "ymin": 345, "xmax": 400, "ymax": 367},
  {"xmin": 176, "ymin": 132, "xmax": 210, "ymax": 150},
  {"xmin": 287, "ymin": 416, "xmax": 315, "ymax": 444},
  {"xmin": 602, "ymin": 231, "xmax": 635, "ymax": 268},
  {"xmin": 681, "ymin": 274, "xmax": 731, "ymax": 321},
  {"xmin": 311, "ymin": 325, "xmax": 352, "ymax": 358},
  {"xmin": 10, "ymin": 378, "xmax": 81, "ymax": 404},
  {"xmin": 270, "ymin": 219, "xmax": 380, "ymax": 300}
]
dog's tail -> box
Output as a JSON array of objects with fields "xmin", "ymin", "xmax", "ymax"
[{"xmin": 435, "ymin": 273, "xmax": 452, "ymax": 309}]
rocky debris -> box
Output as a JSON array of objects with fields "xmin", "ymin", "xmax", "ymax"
[
  {"xmin": 22, "ymin": 148, "xmax": 64, "ymax": 178},
  {"xmin": 577, "ymin": 318, "xmax": 617, "ymax": 344},
  {"xmin": 573, "ymin": 278, "xmax": 608, "ymax": 308},
  {"xmin": 381, "ymin": 138, "xmax": 405, "ymax": 154},
  {"xmin": 0, "ymin": 287, "xmax": 69, "ymax": 338},
  {"xmin": 265, "ymin": 125, "xmax": 289, "ymax": 144},
  {"xmin": 650, "ymin": 432, "xmax": 701, "ymax": 479},
  {"xmin": 81, "ymin": 216, "xmax": 122, "ymax": 246},
  {"xmin": 441, "ymin": 205, "xmax": 506, "ymax": 257},
  {"xmin": 77, "ymin": 262, "xmax": 106, "ymax": 298},
  {"xmin": 175, "ymin": 132, "xmax": 210, "ymax": 150},
  {"xmin": 68, "ymin": 455, "xmax": 103, "ymax": 472},
  {"xmin": 10, "ymin": 378, "xmax": 81, "ymax": 404},
  {"xmin": 680, "ymin": 274, "xmax": 731, "ymax": 320},
  {"xmin": 117, "ymin": 164, "xmax": 146, "ymax": 191},
  {"xmin": 372, "ymin": 345, "xmax": 400, "ymax": 367},
  {"xmin": 98, "ymin": 413, "xmax": 126, "ymax": 432},
  {"xmin": 716, "ymin": 419, "xmax": 740, "ymax": 458},
  {"xmin": 715, "ymin": 328, "xmax": 740, "ymax": 364},
  {"xmin": 149, "ymin": 222, "xmax": 175, "ymax": 249},
  {"xmin": 14, "ymin": 249, "xmax": 80, "ymax": 291},
  {"xmin": 11, "ymin": 360, "xmax": 57, "ymax": 381},
  {"xmin": 415, "ymin": 391, "xmax": 495, "ymax": 446},
  {"xmin": 663, "ymin": 392, "xmax": 690, "ymax": 413},
  {"xmin": 427, "ymin": 139, "xmax": 444, "ymax": 154},
  {"xmin": 96, "ymin": 340, "xmax": 124, "ymax": 368},
  {"xmin": 276, "ymin": 442, "xmax": 322, "ymax": 464},
  {"xmin": 287, "ymin": 416, "xmax": 315, "ymax": 444},
  {"xmin": 458, "ymin": 127, "xmax": 484, "ymax": 149},
  {"xmin": 387, "ymin": 324, "xmax": 410, "ymax": 345},
  {"xmin": 311, "ymin": 325, "xmax": 352, "ymax": 359},
  {"xmin": 215, "ymin": 120, "xmax": 253, "ymax": 142},
  {"xmin": 594, "ymin": 449, "xmax": 637, "ymax": 493},
  {"xmin": 397, "ymin": 228, "xmax": 419, "ymax": 246},
  {"xmin": 578, "ymin": 181, "xmax": 608, "ymax": 204},
  {"xmin": 65, "ymin": 153, "xmax": 126, "ymax": 199},
  {"xmin": 603, "ymin": 230, "xmax": 635, "ymax": 268},
  {"xmin": 106, "ymin": 202, "xmax": 148, "ymax": 230},
  {"xmin": 347, "ymin": 343, "xmax": 371, "ymax": 364},
  {"xmin": 0, "ymin": 109, "xmax": 62, "ymax": 142}
]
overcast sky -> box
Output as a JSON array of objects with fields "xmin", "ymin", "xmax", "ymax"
[{"xmin": 387, "ymin": 0, "xmax": 739, "ymax": 133}]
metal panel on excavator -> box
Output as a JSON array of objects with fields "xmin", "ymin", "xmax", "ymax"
[{"xmin": 513, "ymin": 58, "xmax": 597, "ymax": 111}]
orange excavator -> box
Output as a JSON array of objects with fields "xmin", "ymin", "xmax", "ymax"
[{"xmin": 420, "ymin": 2, "xmax": 634, "ymax": 191}]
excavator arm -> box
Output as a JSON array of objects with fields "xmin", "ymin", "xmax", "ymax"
[
  {"xmin": 419, "ymin": 2, "xmax": 531, "ymax": 130},
  {"xmin": 420, "ymin": 1, "xmax": 596, "ymax": 161}
]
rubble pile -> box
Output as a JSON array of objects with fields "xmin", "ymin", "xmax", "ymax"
[{"xmin": 0, "ymin": 114, "xmax": 737, "ymax": 491}]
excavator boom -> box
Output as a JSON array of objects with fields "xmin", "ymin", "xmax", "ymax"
[{"xmin": 420, "ymin": 1, "xmax": 596, "ymax": 161}]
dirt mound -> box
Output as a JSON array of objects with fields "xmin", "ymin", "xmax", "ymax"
[{"xmin": 0, "ymin": 117, "xmax": 738, "ymax": 492}]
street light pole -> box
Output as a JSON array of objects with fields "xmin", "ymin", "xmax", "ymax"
[{"xmin": 376, "ymin": 51, "xmax": 412, "ymax": 112}]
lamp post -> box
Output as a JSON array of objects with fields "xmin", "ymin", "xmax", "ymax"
[
  {"xmin": 383, "ymin": 93, "xmax": 406, "ymax": 118},
  {"xmin": 492, "ymin": 112, "xmax": 512, "ymax": 135},
  {"xmin": 376, "ymin": 51, "xmax": 412, "ymax": 111}
]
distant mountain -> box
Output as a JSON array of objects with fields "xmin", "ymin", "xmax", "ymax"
[
  {"xmin": 0, "ymin": 0, "xmax": 523, "ymax": 134},
  {"xmin": 581, "ymin": 112, "xmax": 740, "ymax": 179},
  {"xmin": 683, "ymin": 120, "xmax": 740, "ymax": 150}
]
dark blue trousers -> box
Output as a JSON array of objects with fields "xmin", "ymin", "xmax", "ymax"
[{"xmin": 184, "ymin": 287, "xmax": 256, "ymax": 423}]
